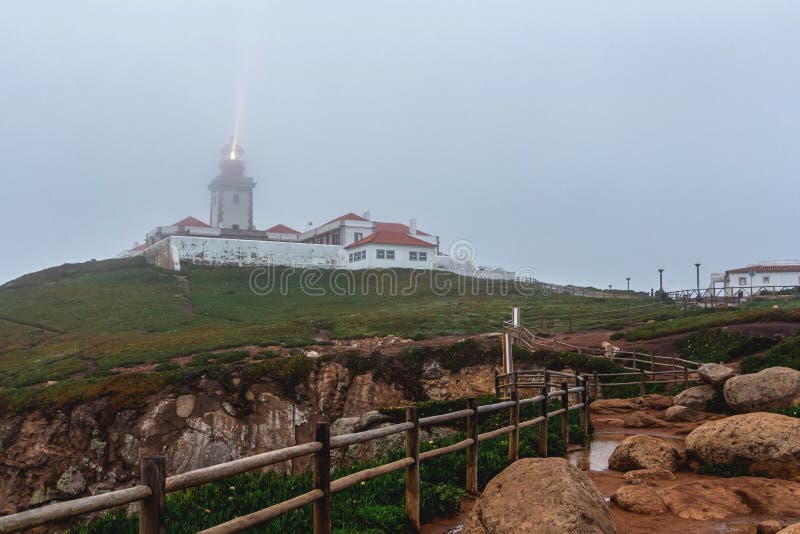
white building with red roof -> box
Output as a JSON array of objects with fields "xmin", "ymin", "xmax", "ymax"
[
  {"xmin": 130, "ymin": 139, "xmax": 511, "ymax": 277},
  {"xmin": 717, "ymin": 261, "xmax": 800, "ymax": 295}
]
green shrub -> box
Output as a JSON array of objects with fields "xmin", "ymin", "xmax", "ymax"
[
  {"xmin": 675, "ymin": 328, "xmax": 774, "ymax": 363},
  {"xmin": 772, "ymin": 404, "xmax": 800, "ymax": 418},
  {"xmin": 741, "ymin": 334, "xmax": 800, "ymax": 374}
]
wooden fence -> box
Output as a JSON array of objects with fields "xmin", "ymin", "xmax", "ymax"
[{"xmin": 0, "ymin": 375, "xmax": 589, "ymax": 534}]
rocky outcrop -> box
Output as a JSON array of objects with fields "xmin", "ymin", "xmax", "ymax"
[
  {"xmin": 662, "ymin": 405, "xmax": 704, "ymax": 422},
  {"xmin": 623, "ymin": 412, "xmax": 663, "ymax": 428},
  {"xmin": 778, "ymin": 525, "xmax": 800, "ymax": 534},
  {"xmin": 661, "ymin": 477, "xmax": 800, "ymax": 521},
  {"xmin": 698, "ymin": 363, "xmax": 736, "ymax": 386},
  {"xmin": 611, "ymin": 485, "xmax": 666, "ymax": 514},
  {"xmin": 723, "ymin": 367, "xmax": 800, "ymax": 413},
  {"xmin": 673, "ymin": 385, "xmax": 715, "ymax": 411},
  {"xmin": 464, "ymin": 458, "xmax": 615, "ymax": 533},
  {"xmin": 685, "ymin": 412, "xmax": 800, "ymax": 479},
  {"xmin": 758, "ymin": 521, "xmax": 785, "ymax": 534},
  {"xmin": 608, "ymin": 435, "xmax": 679, "ymax": 472},
  {"xmin": 623, "ymin": 468, "xmax": 676, "ymax": 485}
]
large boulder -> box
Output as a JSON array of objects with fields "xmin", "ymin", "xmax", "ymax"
[
  {"xmin": 623, "ymin": 468, "xmax": 676, "ymax": 485},
  {"xmin": 673, "ymin": 385, "xmax": 715, "ymax": 411},
  {"xmin": 723, "ymin": 367, "xmax": 800, "ymax": 413},
  {"xmin": 623, "ymin": 412, "xmax": 663, "ymax": 428},
  {"xmin": 662, "ymin": 405, "xmax": 705, "ymax": 422},
  {"xmin": 685, "ymin": 412, "xmax": 800, "ymax": 479},
  {"xmin": 608, "ymin": 435, "xmax": 679, "ymax": 472},
  {"xmin": 698, "ymin": 363, "xmax": 736, "ymax": 386},
  {"xmin": 464, "ymin": 458, "xmax": 615, "ymax": 533},
  {"xmin": 778, "ymin": 525, "xmax": 800, "ymax": 534},
  {"xmin": 661, "ymin": 477, "xmax": 800, "ymax": 521},
  {"xmin": 611, "ymin": 485, "xmax": 666, "ymax": 515}
]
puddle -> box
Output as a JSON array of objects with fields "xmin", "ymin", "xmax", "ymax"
[{"xmin": 569, "ymin": 432, "xmax": 686, "ymax": 472}]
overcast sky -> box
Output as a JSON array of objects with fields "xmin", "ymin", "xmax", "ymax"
[{"xmin": 1, "ymin": 1, "xmax": 798, "ymax": 290}]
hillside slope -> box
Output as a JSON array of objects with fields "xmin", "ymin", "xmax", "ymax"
[{"xmin": 0, "ymin": 258, "xmax": 654, "ymax": 389}]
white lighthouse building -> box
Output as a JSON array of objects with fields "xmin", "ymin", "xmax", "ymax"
[{"xmin": 208, "ymin": 139, "xmax": 255, "ymax": 230}]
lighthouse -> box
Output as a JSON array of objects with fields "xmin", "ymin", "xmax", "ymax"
[{"xmin": 208, "ymin": 138, "xmax": 256, "ymax": 230}]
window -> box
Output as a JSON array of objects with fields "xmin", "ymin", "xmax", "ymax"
[
  {"xmin": 762, "ymin": 276, "xmax": 770, "ymax": 284},
  {"xmin": 232, "ymin": 224, "xmax": 240, "ymax": 230},
  {"xmin": 738, "ymin": 277, "xmax": 747, "ymax": 286},
  {"xmin": 409, "ymin": 251, "xmax": 417, "ymax": 261},
  {"xmin": 233, "ymin": 194, "xmax": 240, "ymax": 205},
  {"xmin": 349, "ymin": 250, "xmax": 365, "ymax": 262},
  {"xmin": 353, "ymin": 232, "xmax": 363, "ymax": 242},
  {"xmin": 349, "ymin": 253, "xmax": 353, "ymax": 262},
  {"xmin": 377, "ymin": 249, "xmax": 386, "ymax": 259},
  {"xmin": 418, "ymin": 251, "xmax": 427, "ymax": 261},
  {"xmin": 385, "ymin": 250, "xmax": 395, "ymax": 260}
]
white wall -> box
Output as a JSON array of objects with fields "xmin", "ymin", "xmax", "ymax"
[
  {"xmin": 215, "ymin": 190, "xmax": 252, "ymax": 230},
  {"xmin": 726, "ymin": 270, "xmax": 800, "ymax": 290},
  {"xmin": 345, "ymin": 243, "xmax": 436, "ymax": 269}
]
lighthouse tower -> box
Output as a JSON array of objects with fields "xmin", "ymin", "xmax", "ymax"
[{"xmin": 209, "ymin": 138, "xmax": 256, "ymax": 230}]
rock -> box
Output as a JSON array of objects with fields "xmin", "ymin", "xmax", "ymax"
[
  {"xmin": 662, "ymin": 405, "xmax": 705, "ymax": 422},
  {"xmin": 56, "ymin": 467, "xmax": 86, "ymax": 497},
  {"xmin": 623, "ymin": 468, "xmax": 676, "ymax": 485},
  {"xmin": 636, "ymin": 395, "xmax": 674, "ymax": 410},
  {"xmin": 90, "ymin": 438, "xmax": 107, "ymax": 457},
  {"xmin": 662, "ymin": 477, "xmax": 800, "ymax": 521},
  {"xmin": 778, "ymin": 525, "xmax": 800, "ymax": 534},
  {"xmin": 685, "ymin": 412, "xmax": 800, "ymax": 479},
  {"xmin": 304, "ymin": 350, "xmax": 320, "ymax": 358},
  {"xmin": 464, "ymin": 457, "xmax": 615, "ymax": 533},
  {"xmin": 723, "ymin": 367, "xmax": 800, "ymax": 413},
  {"xmin": 611, "ymin": 485, "xmax": 666, "ymax": 514},
  {"xmin": 422, "ymin": 359, "xmax": 444, "ymax": 380},
  {"xmin": 590, "ymin": 399, "xmax": 637, "ymax": 414},
  {"xmin": 221, "ymin": 401, "xmax": 237, "ymax": 417},
  {"xmin": 758, "ymin": 520, "xmax": 785, "ymax": 534},
  {"xmin": 673, "ymin": 385, "xmax": 716, "ymax": 411},
  {"xmin": 28, "ymin": 488, "xmax": 57, "ymax": 507},
  {"xmin": 608, "ymin": 435, "xmax": 679, "ymax": 472},
  {"xmin": 698, "ymin": 363, "xmax": 736, "ymax": 386},
  {"xmin": 355, "ymin": 410, "xmax": 389, "ymax": 431},
  {"xmin": 623, "ymin": 412, "xmax": 663, "ymax": 428},
  {"xmin": 175, "ymin": 394, "xmax": 197, "ymax": 418}
]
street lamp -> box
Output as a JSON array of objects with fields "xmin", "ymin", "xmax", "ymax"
[
  {"xmin": 658, "ymin": 269, "xmax": 664, "ymax": 293},
  {"xmin": 695, "ymin": 263, "xmax": 701, "ymax": 298},
  {"xmin": 626, "ymin": 277, "xmax": 631, "ymax": 292}
]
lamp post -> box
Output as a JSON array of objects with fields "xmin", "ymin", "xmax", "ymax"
[
  {"xmin": 658, "ymin": 269, "xmax": 664, "ymax": 294},
  {"xmin": 626, "ymin": 277, "xmax": 631, "ymax": 292},
  {"xmin": 695, "ymin": 263, "xmax": 701, "ymax": 299}
]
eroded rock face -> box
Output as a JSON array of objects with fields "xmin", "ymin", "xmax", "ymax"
[
  {"xmin": 662, "ymin": 405, "xmax": 705, "ymax": 422},
  {"xmin": 608, "ymin": 435, "xmax": 679, "ymax": 472},
  {"xmin": 673, "ymin": 385, "xmax": 715, "ymax": 411},
  {"xmin": 685, "ymin": 412, "xmax": 800, "ymax": 479},
  {"xmin": 723, "ymin": 367, "xmax": 800, "ymax": 413},
  {"xmin": 698, "ymin": 363, "xmax": 736, "ymax": 386},
  {"xmin": 623, "ymin": 412, "xmax": 663, "ymax": 428},
  {"xmin": 464, "ymin": 458, "xmax": 615, "ymax": 534},
  {"xmin": 611, "ymin": 485, "xmax": 666, "ymax": 515}
]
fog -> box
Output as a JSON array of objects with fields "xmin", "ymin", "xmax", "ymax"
[{"xmin": 1, "ymin": 1, "xmax": 798, "ymax": 290}]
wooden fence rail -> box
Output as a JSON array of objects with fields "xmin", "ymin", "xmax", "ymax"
[{"xmin": 0, "ymin": 377, "xmax": 589, "ymax": 534}]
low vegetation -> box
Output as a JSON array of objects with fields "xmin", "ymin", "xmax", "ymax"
[
  {"xmin": 674, "ymin": 328, "xmax": 775, "ymax": 363},
  {"xmin": 741, "ymin": 333, "xmax": 800, "ymax": 374}
]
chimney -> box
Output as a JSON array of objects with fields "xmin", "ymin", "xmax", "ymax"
[
  {"xmin": 363, "ymin": 209, "xmax": 372, "ymax": 221},
  {"xmin": 409, "ymin": 218, "xmax": 417, "ymax": 235}
]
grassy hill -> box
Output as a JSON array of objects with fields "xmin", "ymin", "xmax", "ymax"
[{"xmin": 0, "ymin": 257, "xmax": 656, "ymax": 390}]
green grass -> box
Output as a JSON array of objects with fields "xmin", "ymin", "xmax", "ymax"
[
  {"xmin": 741, "ymin": 333, "xmax": 800, "ymax": 374},
  {"xmin": 674, "ymin": 328, "xmax": 775, "ymax": 363},
  {"xmin": 623, "ymin": 307, "xmax": 800, "ymax": 341},
  {"xmin": 0, "ymin": 258, "xmax": 657, "ymax": 390}
]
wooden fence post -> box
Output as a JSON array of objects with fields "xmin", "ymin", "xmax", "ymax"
[
  {"xmin": 593, "ymin": 370, "xmax": 600, "ymax": 400},
  {"xmin": 405, "ymin": 407, "xmax": 420, "ymax": 531},
  {"xmin": 140, "ymin": 455, "xmax": 166, "ymax": 534},
  {"xmin": 560, "ymin": 382, "xmax": 569, "ymax": 449},
  {"xmin": 580, "ymin": 375, "xmax": 589, "ymax": 440},
  {"xmin": 494, "ymin": 369, "xmax": 500, "ymax": 397},
  {"xmin": 639, "ymin": 369, "xmax": 646, "ymax": 396},
  {"xmin": 509, "ymin": 390, "xmax": 519, "ymax": 462},
  {"xmin": 538, "ymin": 386, "xmax": 548, "ymax": 458},
  {"xmin": 683, "ymin": 365, "xmax": 689, "ymax": 389},
  {"xmin": 313, "ymin": 422, "xmax": 331, "ymax": 534},
  {"xmin": 466, "ymin": 398, "xmax": 478, "ymax": 495},
  {"xmin": 650, "ymin": 353, "xmax": 655, "ymax": 373}
]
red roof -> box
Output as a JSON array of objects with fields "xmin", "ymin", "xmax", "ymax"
[
  {"xmin": 727, "ymin": 264, "xmax": 800, "ymax": 274},
  {"xmin": 344, "ymin": 231, "xmax": 437, "ymax": 250},
  {"xmin": 265, "ymin": 224, "xmax": 300, "ymax": 234},
  {"xmin": 173, "ymin": 216, "xmax": 210, "ymax": 228},
  {"xmin": 322, "ymin": 212, "xmax": 369, "ymax": 226},
  {"xmin": 375, "ymin": 222, "xmax": 431, "ymax": 236},
  {"xmin": 132, "ymin": 244, "xmax": 147, "ymax": 251}
]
